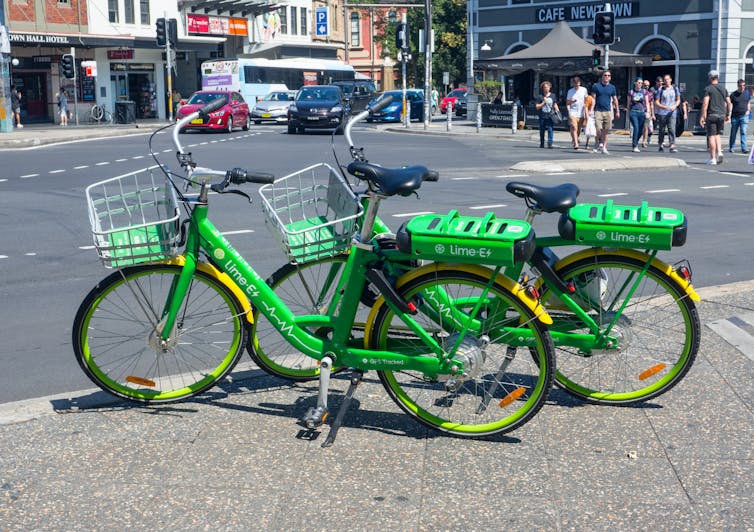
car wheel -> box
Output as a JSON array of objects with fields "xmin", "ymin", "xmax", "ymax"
[
  {"xmin": 287, "ymin": 124, "xmax": 296, "ymax": 134},
  {"xmin": 243, "ymin": 116, "xmax": 251, "ymax": 131},
  {"xmin": 226, "ymin": 119, "xmax": 233, "ymax": 133}
]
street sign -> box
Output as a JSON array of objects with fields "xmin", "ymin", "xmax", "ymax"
[{"xmin": 315, "ymin": 7, "xmax": 329, "ymax": 37}]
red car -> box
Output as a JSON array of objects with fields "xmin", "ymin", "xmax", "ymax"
[
  {"xmin": 176, "ymin": 90, "xmax": 251, "ymax": 133},
  {"xmin": 440, "ymin": 88, "xmax": 468, "ymax": 114}
]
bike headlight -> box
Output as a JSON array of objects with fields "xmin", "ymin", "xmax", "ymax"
[{"xmin": 331, "ymin": 105, "xmax": 343, "ymax": 113}]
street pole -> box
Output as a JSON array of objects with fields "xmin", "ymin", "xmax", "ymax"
[
  {"xmin": 423, "ymin": 0, "xmax": 431, "ymax": 130},
  {"xmin": 401, "ymin": 12, "xmax": 408, "ymax": 128},
  {"xmin": 166, "ymin": 35, "xmax": 173, "ymax": 122},
  {"xmin": 71, "ymin": 47, "xmax": 79, "ymax": 126}
]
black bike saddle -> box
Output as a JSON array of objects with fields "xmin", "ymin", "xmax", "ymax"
[
  {"xmin": 347, "ymin": 161, "xmax": 430, "ymax": 197},
  {"xmin": 506, "ymin": 181, "xmax": 580, "ymax": 213}
]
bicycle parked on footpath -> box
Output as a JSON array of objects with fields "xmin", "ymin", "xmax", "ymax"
[
  {"xmin": 73, "ymin": 96, "xmax": 557, "ymax": 445},
  {"xmin": 89, "ymin": 103, "xmax": 113, "ymax": 125},
  {"xmin": 252, "ymin": 109, "xmax": 701, "ymax": 406}
]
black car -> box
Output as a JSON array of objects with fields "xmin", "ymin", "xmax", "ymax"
[
  {"xmin": 455, "ymin": 95, "xmax": 468, "ymax": 118},
  {"xmin": 332, "ymin": 80, "xmax": 377, "ymax": 113},
  {"xmin": 287, "ymin": 85, "xmax": 348, "ymax": 134}
]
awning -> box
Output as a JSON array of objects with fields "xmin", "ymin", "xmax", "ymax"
[
  {"xmin": 477, "ymin": 21, "xmax": 652, "ymax": 76},
  {"xmin": 178, "ymin": 0, "xmax": 279, "ymax": 16}
]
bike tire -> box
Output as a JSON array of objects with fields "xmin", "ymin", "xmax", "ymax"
[
  {"xmin": 543, "ymin": 252, "xmax": 700, "ymax": 405},
  {"xmin": 73, "ymin": 264, "xmax": 247, "ymax": 404},
  {"xmin": 368, "ymin": 265, "xmax": 555, "ymax": 438},
  {"xmin": 91, "ymin": 105, "xmax": 103, "ymax": 121}
]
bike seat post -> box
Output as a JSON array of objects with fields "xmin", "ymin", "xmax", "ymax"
[
  {"xmin": 358, "ymin": 191, "xmax": 383, "ymax": 242},
  {"xmin": 524, "ymin": 207, "xmax": 540, "ymax": 225}
]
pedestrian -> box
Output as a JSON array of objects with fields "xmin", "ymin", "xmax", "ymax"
[
  {"xmin": 641, "ymin": 79, "xmax": 655, "ymax": 148},
  {"xmin": 699, "ymin": 69, "xmax": 732, "ymax": 165},
  {"xmin": 654, "ymin": 74, "xmax": 680, "ymax": 153},
  {"xmin": 535, "ymin": 81, "xmax": 559, "ymax": 149},
  {"xmin": 491, "ymin": 90, "xmax": 503, "ymax": 105},
  {"xmin": 729, "ymin": 79, "xmax": 750, "ymax": 153},
  {"xmin": 431, "ymin": 86, "xmax": 439, "ymax": 114},
  {"xmin": 566, "ymin": 76, "xmax": 588, "ymax": 150},
  {"xmin": 590, "ymin": 70, "xmax": 619, "ymax": 155},
  {"xmin": 692, "ymin": 95, "xmax": 702, "ymax": 109},
  {"xmin": 627, "ymin": 77, "xmax": 649, "ymax": 152},
  {"xmin": 57, "ymin": 87, "xmax": 69, "ymax": 126},
  {"xmin": 583, "ymin": 93, "xmax": 596, "ymax": 150},
  {"xmin": 10, "ymin": 84, "xmax": 22, "ymax": 128},
  {"xmin": 676, "ymin": 93, "xmax": 689, "ymax": 138}
]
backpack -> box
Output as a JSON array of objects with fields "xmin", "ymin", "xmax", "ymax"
[{"xmin": 656, "ymin": 85, "xmax": 680, "ymax": 102}]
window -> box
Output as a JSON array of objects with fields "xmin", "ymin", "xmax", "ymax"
[
  {"xmin": 140, "ymin": 0, "xmax": 150, "ymax": 24},
  {"xmin": 290, "ymin": 7, "xmax": 298, "ymax": 35},
  {"xmin": 300, "ymin": 7, "xmax": 307, "ymax": 36},
  {"xmin": 108, "ymin": 0, "xmax": 119, "ymax": 23},
  {"xmin": 350, "ymin": 12, "xmax": 360, "ymax": 47},
  {"xmin": 279, "ymin": 7, "xmax": 287, "ymax": 34},
  {"xmin": 124, "ymin": 0, "xmax": 135, "ymax": 24}
]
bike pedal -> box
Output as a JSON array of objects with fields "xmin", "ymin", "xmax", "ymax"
[{"xmin": 302, "ymin": 406, "xmax": 329, "ymax": 429}]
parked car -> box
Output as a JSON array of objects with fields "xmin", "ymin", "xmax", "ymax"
[
  {"xmin": 287, "ymin": 85, "xmax": 348, "ymax": 134},
  {"xmin": 176, "ymin": 90, "xmax": 251, "ymax": 133},
  {"xmin": 251, "ymin": 90, "xmax": 297, "ymax": 124},
  {"xmin": 440, "ymin": 88, "xmax": 468, "ymax": 114},
  {"xmin": 365, "ymin": 89, "xmax": 425, "ymax": 123},
  {"xmin": 332, "ymin": 80, "xmax": 378, "ymax": 113},
  {"xmin": 455, "ymin": 94, "xmax": 467, "ymax": 118}
]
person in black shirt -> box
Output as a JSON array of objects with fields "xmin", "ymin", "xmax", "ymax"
[
  {"xmin": 700, "ymin": 70, "xmax": 732, "ymax": 165},
  {"xmin": 729, "ymin": 79, "xmax": 751, "ymax": 153}
]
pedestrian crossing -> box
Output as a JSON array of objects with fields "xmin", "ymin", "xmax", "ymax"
[{"xmin": 707, "ymin": 312, "xmax": 754, "ymax": 362}]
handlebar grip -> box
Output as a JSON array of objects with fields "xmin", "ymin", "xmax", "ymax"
[
  {"xmin": 198, "ymin": 97, "xmax": 226, "ymax": 117},
  {"xmin": 228, "ymin": 167, "xmax": 275, "ymax": 184},
  {"xmin": 368, "ymin": 94, "xmax": 394, "ymax": 115},
  {"xmin": 423, "ymin": 170, "xmax": 439, "ymax": 182}
]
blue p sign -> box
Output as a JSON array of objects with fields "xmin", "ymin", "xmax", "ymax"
[{"xmin": 315, "ymin": 7, "xmax": 329, "ymax": 36}]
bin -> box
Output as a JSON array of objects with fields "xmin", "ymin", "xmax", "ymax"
[{"xmin": 115, "ymin": 100, "xmax": 136, "ymax": 124}]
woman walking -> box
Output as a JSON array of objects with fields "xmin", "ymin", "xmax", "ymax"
[
  {"xmin": 627, "ymin": 77, "xmax": 649, "ymax": 152},
  {"xmin": 535, "ymin": 81, "xmax": 559, "ymax": 148}
]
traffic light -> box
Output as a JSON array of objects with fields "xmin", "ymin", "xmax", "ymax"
[
  {"xmin": 156, "ymin": 17, "xmax": 167, "ymax": 47},
  {"xmin": 591, "ymin": 48, "xmax": 601, "ymax": 66},
  {"xmin": 395, "ymin": 22, "xmax": 409, "ymax": 50},
  {"xmin": 61, "ymin": 54, "xmax": 75, "ymax": 79},
  {"xmin": 593, "ymin": 11, "xmax": 615, "ymax": 45},
  {"xmin": 168, "ymin": 18, "xmax": 178, "ymax": 47}
]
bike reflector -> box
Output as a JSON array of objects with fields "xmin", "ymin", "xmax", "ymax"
[{"xmin": 558, "ymin": 200, "xmax": 687, "ymax": 251}]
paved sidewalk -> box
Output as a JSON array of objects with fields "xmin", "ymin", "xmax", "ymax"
[
  {"xmin": 0, "ymin": 280, "xmax": 752, "ymax": 529},
  {"xmin": 0, "ymin": 120, "xmax": 165, "ymax": 149}
]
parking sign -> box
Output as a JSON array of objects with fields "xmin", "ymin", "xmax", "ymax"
[{"xmin": 315, "ymin": 7, "xmax": 329, "ymax": 36}]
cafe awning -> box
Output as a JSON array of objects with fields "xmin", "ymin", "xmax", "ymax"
[{"xmin": 477, "ymin": 21, "xmax": 652, "ymax": 75}]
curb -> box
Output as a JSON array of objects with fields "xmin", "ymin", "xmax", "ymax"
[{"xmin": 512, "ymin": 156, "xmax": 688, "ymax": 173}]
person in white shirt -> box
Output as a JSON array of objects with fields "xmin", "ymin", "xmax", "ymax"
[{"xmin": 566, "ymin": 76, "xmax": 588, "ymax": 150}]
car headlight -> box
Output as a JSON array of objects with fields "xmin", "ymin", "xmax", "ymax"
[
  {"xmin": 209, "ymin": 109, "xmax": 227, "ymax": 118},
  {"xmin": 331, "ymin": 105, "xmax": 343, "ymax": 113},
  {"xmin": 288, "ymin": 105, "xmax": 298, "ymax": 113}
]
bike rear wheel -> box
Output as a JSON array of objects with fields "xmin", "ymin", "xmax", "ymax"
[
  {"xmin": 544, "ymin": 252, "xmax": 700, "ymax": 405},
  {"xmin": 368, "ymin": 265, "xmax": 555, "ymax": 438},
  {"xmin": 73, "ymin": 264, "xmax": 247, "ymax": 403}
]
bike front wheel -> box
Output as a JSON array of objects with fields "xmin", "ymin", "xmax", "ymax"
[
  {"xmin": 544, "ymin": 252, "xmax": 700, "ymax": 405},
  {"xmin": 73, "ymin": 264, "xmax": 248, "ymax": 404},
  {"xmin": 367, "ymin": 265, "xmax": 555, "ymax": 438}
]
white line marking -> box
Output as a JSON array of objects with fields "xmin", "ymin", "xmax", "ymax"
[
  {"xmin": 95, "ymin": 162, "xmax": 110, "ymax": 166},
  {"xmin": 132, "ymin": 155, "xmax": 144, "ymax": 159},
  {"xmin": 497, "ymin": 174, "xmax": 529, "ymax": 178},
  {"xmin": 700, "ymin": 185, "xmax": 729, "ymax": 189},
  {"xmin": 220, "ymin": 229, "xmax": 255, "ymax": 235},
  {"xmin": 470, "ymin": 204, "xmax": 506, "ymax": 210},
  {"xmin": 707, "ymin": 314, "xmax": 754, "ymax": 362},
  {"xmin": 74, "ymin": 165, "xmax": 88, "ymax": 169},
  {"xmin": 49, "ymin": 169, "xmax": 65, "ymax": 174},
  {"xmin": 451, "ymin": 177, "xmax": 475, "ymax": 180},
  {"xmin": 745, "ymin": 182, "xmax": 754, "ymax": 186},
  {"xmin": 0, "ymin": 179, "xmax": 6, "ymax": 183},
  {"xmin": 162, "ymin": 149, "xmax": 172, "ymax": 153},
  {"xmin": 598, "ymin": 193, "xmax": 628, "ymax": 197},
  {"xmin": 200, "ymin": 142, "xmax": 209, "ymax": 145},
  {"xmin": 645, "ymin": 189, "xmax": 680, "ymax": 193},
  {"xmin": 392, "ymin": 211, "xmax": 434, "ymax": 218},
  {"xmin": 545, "ymin": 172, "xmax": 575, "ymax": 176},
  {"xmin": 24, "ymin": 253, "xmax": 36, "ymax": 256},
  {"xmin": 79, "ymin": 245, "xmax": 95, "ymax": 250},
  {"xmin": 0, "ymin": 255, "xmax": 7, "ymax": 259},
  {"xmin": 115, "ymin": 158, "xmax": 128, "ymax": 162},
  {"xmin": 20, "ymin": 173, "xmax": 39, "ymax": 178},
  {"xmin": 720, "ymin": 172, "xmax": 747, "ymax": 176}
]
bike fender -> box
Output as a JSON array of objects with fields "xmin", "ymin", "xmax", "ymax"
[
  {"xmin": 553, "ymin": 248, "xmax": 700, "ymax": 302},
  {"xmin": 165, "ymin": 257, "xmax": 254, "ymax": 323},
  {"xmin": 364, "ymin": 263, "xmax": 553, "ymax": 338}
]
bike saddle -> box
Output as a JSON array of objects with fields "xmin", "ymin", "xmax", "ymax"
[
  {"xmin": 506, "ymin": 181, "xmax": 580, "ymax": 213},
  {"xmin": 347, "ymin": 162, "xmax": 429, "ymax": 196}
]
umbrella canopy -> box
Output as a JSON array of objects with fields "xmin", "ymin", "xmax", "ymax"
[{"xmin": 478, "ymin": 21, "xmax": 652, "ymax": 75}]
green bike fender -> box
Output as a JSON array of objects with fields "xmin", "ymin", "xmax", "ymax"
[
  {"xmin": 165, "ymin": 256, "xmax": 254, "ymax": 323},
  {"xmin": 364, "ymin": 262, "xmax": 552, "ymax": 347},
  {"xmin": 550, "ymin": 248, "xmax": 700, "ymax": 303}
]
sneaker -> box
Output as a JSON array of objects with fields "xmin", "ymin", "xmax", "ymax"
[
  {"xmin": 717, "ymin": 152, "xmax": 723, "ymax": 164},
  {"xmin": 632, "ymin": 146, "xmax": 640, "ymax": 153},
  {"xmin": 658, "ymin": 146, "xmax": 664, "ymax": 152},
  {"xmin": 706, "ymin": 159, "xmax": 718, "ymax": 165},
  {"xmin": 592, "ymin": 147, "xmax": 602, "ymax": 153},
  {"xmin": 729, "ymin": 148, "xmax": 735, "ymax": 153},
  {"xmin": 17, "ymin": 124, "xmax": 23, "ymax": 128},
  {"xmin": 547, "ymin": 144, "xmax": 554, "ymax": 149},
  {"xmin": 743, "ymin": 149, "xmax": 748, "ymax": 154},
  {"xmin": 601, "ymin": 147, "xmax": 609, "ymax": 155},
  {"xmin": 669, "ymin": 147, "xmax": 677, "ymax": 153}
]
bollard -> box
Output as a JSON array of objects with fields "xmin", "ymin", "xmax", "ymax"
[
  {"xmin": 446, "ymin": 101, "xmax": 453, "ymax": 131},
  {"xmin": 512, "ymin": 104, "xmax": 518, "ymax": 134},
  {"xmin": 406, "ymin": 100, "xmax": 411, "ymax": 128},
  {"xmin": 476, "ymin": 102, "xmax": 482, "ymax": 133}
]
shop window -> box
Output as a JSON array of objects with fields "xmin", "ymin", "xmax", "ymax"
[
  {"xmin": 639, "ymin": 39, "xmax": 676, "ymax": 61},
  {"xmin": 746, "ymin": 48, "xmax": 754, "ymax": 88},
  {"xmin": 108, "ymin": 0, "xmax": 119, "ymax": 23},
  {"xmin": 350, "ymin": 12, "xmax": 360, "ymax": 47},
  {"xmin": 140, "ymin": 0, "xmax": 150, "ymax": 24},
  {"xmin": 291, "ymin": 7, "xmax": 298, "ymax": 35},
  {"xmin": 279, "ymin": 8, "xmax": 287, "ymax": 34}
]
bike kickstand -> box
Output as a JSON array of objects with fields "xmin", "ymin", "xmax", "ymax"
[
  {"xmin": 322, "ymin": 369, "xmax": 364, "ymax": 448},
  {"xmin": 302, "ymin": 355, "xmax": 333, "ymax": 430}
]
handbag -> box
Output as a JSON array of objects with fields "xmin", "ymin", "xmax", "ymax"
[
  {"xmin": 585, "ymin": 116, "xmax": 596, "ymax": 137},
  {"xmin": 550, "ymin": 110, "xmax": 563, "ymax": 125}
]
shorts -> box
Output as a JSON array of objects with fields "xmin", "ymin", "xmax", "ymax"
[
  {"xmin": 705, "ymin": 115, "xmax": 725, "ymax": 136},
  {"xmin": 569, "ymin": 114, "xmax": 585, "ymax": 130},
  {"xmin": 595, "ymin": 110, "xmax": 613, "ymax": 130}
]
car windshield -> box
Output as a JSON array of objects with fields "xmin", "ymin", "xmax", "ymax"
[
  {"xmin": 448, "ymin": 89, "xmax": 466, "ymax": 98},
  {"xmin": 298, "ymin": 88, "xmax": 339, "ymax": 101},
  {"xmin": 264, "ymin": 92, "xmax": 293, "ymax": 101},
  {"xmin": 337, "ymin": 85, "xmax": 354, "ymax": 95},
  {"xmin": 187, "ymin": 93, "xmax": 228, "ymax": 105}
]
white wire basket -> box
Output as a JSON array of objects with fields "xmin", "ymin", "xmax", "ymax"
[
  {"xmin": 259, "ymin": 163, "xmax": 363, "ymax": 264},
  {"xmin": 86, "ymin": 167, "xmax": 181, "ymax": 268}
]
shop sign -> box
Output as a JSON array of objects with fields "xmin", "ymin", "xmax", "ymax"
[
  {"xmin": 187, "ymin": 13, "xmax": 248, "ymax": 36},
  {"xmin": 534, "ymin": 2, "xmax": 638, "ymax": 23},
  {"xmin": 108, "ymin": 49, "xmax": 134, "ymax": 60},
  {"xmin": 9, "ymin": 32, "xmax": 71, "ymax": 45}
]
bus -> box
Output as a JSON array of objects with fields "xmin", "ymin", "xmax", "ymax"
[{"xmin": 201, "ymin": 57, "xmax": 356, "ymax": 103}]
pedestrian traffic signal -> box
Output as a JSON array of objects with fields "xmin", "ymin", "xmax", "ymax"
[
  {"xmin": 395, "ymin": 22, "xmax": 409, "ymax": 51},
  {"xmin": 61, "ymin": 54, "xmax": 75, "ymax": 79},
  {"xmin": 593, "ymin": 11, "xmax": 615, "ymax": 45},
  {"xmin": 592, "ymin": 48, "xmax": 601, "ymax": 67},
  {"xmin": 156, "ymin": 17, "xmax": 167, "ymax": 47}
]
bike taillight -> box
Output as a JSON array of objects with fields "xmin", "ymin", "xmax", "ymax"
[{"xmin": 674, "ymin": 259, "xmax": 693, "ymax": 281}]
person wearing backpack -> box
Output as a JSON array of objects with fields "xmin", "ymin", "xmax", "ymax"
[
  {"xmin": 699, "ymin": 69, "xmax": 732, "ymax": 165},
  {"xmin": 654, "ymin": 74, "xmax": 680, "ymax": 153}
]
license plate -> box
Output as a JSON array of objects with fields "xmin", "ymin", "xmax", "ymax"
[
  {"xmin": 307, "ymin": 116, "xmax": 320, "ymax": 121},
  {"xmin": 262, "ymin": 113, "xmax": 271, "ymax": 118},
  {"xmin": 191, "ymin": 118, "xmax": 203, "ymax": 124}
]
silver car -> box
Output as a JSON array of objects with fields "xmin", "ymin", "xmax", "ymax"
[{"xmin": 251, "ymin": 90, "xmax": 297, "ymax": 124}]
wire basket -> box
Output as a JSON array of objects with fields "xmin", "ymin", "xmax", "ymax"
[
  {"xmin": 259, "ymin": 163, "xmax": 363, "ymax": 264},
  {"xmin": 86, "ymin": 167, "xmax": 181, "ymax": 268}
]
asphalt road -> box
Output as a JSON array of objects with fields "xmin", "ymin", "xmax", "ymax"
[{"xmin": 1, "ymin": 123, "xmax": 753, "ymax": 404}]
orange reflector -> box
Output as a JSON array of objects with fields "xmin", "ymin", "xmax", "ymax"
[
  {"xmin": 638, "ymin": 363, "xmax": 666, "ymax": 381},
  {"xmin": 499, "ymin": 387, "xmax": 526, "ymax": 408},
  {"xmin": 126, "ymin": 376, "xmax": 157, "ymax": 387}
]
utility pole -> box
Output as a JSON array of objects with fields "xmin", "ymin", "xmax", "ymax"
[{"xmin": 423, "ymin": 0, "xmax": 432, "ymax": 130}]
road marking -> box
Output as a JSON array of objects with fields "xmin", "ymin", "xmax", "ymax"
[
  {"xmin": 707, "ymin": 312, "xmax": 754, "ymax": 362},
  {"xmin": 49, "ymin": 169, "xmax": 65, "ymax": 174},
  {"xmin": 0, "ymin": 179, "xmax": 6, "ymax": 183},
  {"xmin": 0, "ymin": 255, "xmax": 7, "ymax": 259},
  {"xmin": 115, "ymin": 158, "xmax": 128, "ymax": 162},
  {"xmin": 95, "ymin": 162, "xmax": 109, "ymax": 166},
  {"xmin": 700, "ymin": 185, "xmax": 729, "ymax": 189},
  {"xmin": 74, "ymin": 165, "xmax": 89, "ymax": 169},
  {"xmin": 20, "ymin": 173, "xmax": 39, "ymax": 178},
  {"xmin": 598, "ymin": 192, "xmax": 628, "ymax": 197},
  {"xmin": 79, "ymin": 245, "xmax": 95, "ymax": 250},
  {"xmin": 392, "ymin": 211, "xmax": 434, "ymax": 218},
  {"xmin": 24, "ymin": 253, "xmax": 36, "ymax": 256},
  {"xmin": 721, "ymin": 172, "xmax": 747, "ymax": 176},
  {"xmin": 451, "ymin": 177, "xmax": 476, "ymax": 180},
  {"xmin": 470, "ymin": 204, "xmax": 506, "ymax": 210},
  {"xmin": 132, "ymin": 155, "xmax": 144, "ymax": 159},
  {"xmin": 646, "ymin": 188, "xmax": 680, "ymax": 193},
  {"xmin": 162, "ymin": 149, "xmax": 172, "ymax": 153},
  {"xmin": 497, "ymin": 174, "xmax": 529, "ymax": 178},
  {"xmin": 545, "ymin": 172, "xmax": 574, "ymax": 176}
]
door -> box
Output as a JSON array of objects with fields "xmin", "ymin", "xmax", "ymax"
[{"xmin": 13, "ymin": 72, "xmax": 48, "ymax": 123}]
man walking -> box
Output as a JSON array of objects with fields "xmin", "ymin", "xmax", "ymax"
[
  {"xmin": 729, "ymin": 79, "xmax": 750, "ymax": 153},
  {"xmin": 654, "ymin": 74, "xmax": 680, "ymax": 153},
  {"xmin": 700, "ymin": 69, "xmax": 732, "ymax": 165},
  {"xmin": 590, "ymin": 71, "xmax": 620, "ymax": 155},
  {"xmin": 566, "ymin": 76, "xmax": 588, "ymax": 150}
]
